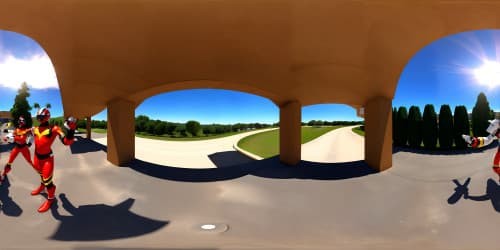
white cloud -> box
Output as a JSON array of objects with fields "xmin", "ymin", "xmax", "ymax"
[{"xmin": 0, "ymin": 53, "xmax": 58, "ymax": 89}]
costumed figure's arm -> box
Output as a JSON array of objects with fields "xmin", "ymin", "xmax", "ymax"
[
  {"xmin": 26, "ymin": 130, "xmax": 33, "ymax": 147},
  {"xmin": 462, "ymin": 134, "xmax": 497, "ymax": 148},
  {"xmin": 56, "ymin": 117, "xmax": 77, "ymax": 146}
]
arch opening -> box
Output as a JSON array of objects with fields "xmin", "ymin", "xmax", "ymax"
[
  {"xmin": 393, "ymin": 29, "xmax": 500, "ymax": 181},
  {"xmin": 126, "ymin": 88, "xmax": 278, "ymax": 169},
  {"xmin": 301, "ymin": 104, "xmax": 364, "ymax": 164}
]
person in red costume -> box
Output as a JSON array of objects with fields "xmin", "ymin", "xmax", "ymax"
[
  {"xmin": 31, "ymin": 107, "xmax": 77, "ymax": 213},
  {"xmin": 463, "ymin": 119, "xmax": 500, "ymax": 182},
  {"xmin": 0, "ymin": 116, "xmax": 34, "ymax": 182}
]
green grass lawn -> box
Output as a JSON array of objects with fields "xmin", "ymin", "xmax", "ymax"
[
  {"xmin": 237, "ymin": 126, "xmax": 342, "ymax": 158},
  {"xmin": 90, "ymin": 128, "xmax": 271, "ymax": 141},
  {"xmin": 352, "ymin": 126, "xmax": 365, "ymax": 136},
  {"xmin": 91, "ymin": 128, "xmax": 107, "ymax": 133}
]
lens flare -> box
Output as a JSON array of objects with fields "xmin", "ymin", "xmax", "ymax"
[{"xmin": 473, "ymin": 60, "xmax": 500, "ymax": 88}]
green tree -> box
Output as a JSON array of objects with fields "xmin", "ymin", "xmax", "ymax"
[
  {"xmin": 438, "ymin": 105, "xmax": 454, "ymax": 150},
  {"xmin": 186, "ymin": 120, "xmax": 201, "ymax": 136},
  {"xmin": 395, "ymin": 107, "xmax": 408, "ymax": 146},
  {"xmin": 472, "ymin": 92, "xmax": 492, "ymax": 137},
  {"xmin": 10, "ymin": 82, "xmax": 33, "ymax": 127},
  {"xmin": 145, "ymin": 120, "xmax": 156, "ymax": 134},
  {"xmin": 154, "ymin": 122, "xmax": 167, "ymax": 135},
  {"xmin": 407, "ymin": 106, "xmax": 423, "ymax": 148},
  {"xmin": 422, "ymin": 104, "xmax": 438, "ymax": 149},
  {"xmin": 454, "ymin": 105, "xmax": 470, "ymax": 149},
  {"xmin": 392, "ymin": 107, "xmax": 397, "ymax": 144},
  {"xmin": 165, "ymin": 122, "xmax": 177, "ymax": 135},
  {"xmin": 135, "ymin": 115, "xmax": 150, "ymax": 132}
]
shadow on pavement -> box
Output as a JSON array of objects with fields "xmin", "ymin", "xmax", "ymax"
[
  {"xmin": 50, "ymin": 193, "xmax": 169, "ymax": 241},
  {"xmin": 448, "ymin": 178, "xmax": 500, "ymax": 213},
  {"xmin": 208, "ymin": 151, "xmax": 254, "ymax": 168},
  {"xmin": 0, "ymin": 143, "xmax": 14, "ymax": 153},
  {"xmin": 0, "ymin": 176, "xmax": 23, "ymax": 217},
  {"xmin": 393, "ymin": 141, "xmax": 498, "ymax": 155},
  {"xmin": 127, "ymin": 156, "xmax": 376, "ymax": 182},
  {"xmin": 70, "ymin": 136, "xmax": 107, "ymax": 154}
]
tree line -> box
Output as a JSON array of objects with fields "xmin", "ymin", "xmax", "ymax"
[
  {"xmin": 393, "ymin": 92, "xmax": 495, "ymax": 150},
  {"xmin": 6, "ymin": 82, "xmax": 364, "ymax": 137},
  {"xmin": 79, "ymin": 116, "xmax": 364, "ymax": 138}
]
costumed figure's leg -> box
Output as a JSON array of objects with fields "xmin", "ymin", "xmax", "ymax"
[
  {"xmin": 493, "ymin": 147, "xmax": 500, "ymax": 181},
  {"xmin": 37, "ymin": 157, "xmax": 55, "ymax": 213},
  {"xmin": 30, "ymin": 156, "xmax": 45, "ymax": 196},
  {"xmin": 20, "ymin": 147, "xmax": 33, "ymax": 167},
  {"xmin": 1, "ymin": 147, "xmax": 21, "ymax": 180}
]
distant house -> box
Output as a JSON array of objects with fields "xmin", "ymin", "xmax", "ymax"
[{"xmin": 0, "ymin": 111, "xmax": 11, "ymax": 123}]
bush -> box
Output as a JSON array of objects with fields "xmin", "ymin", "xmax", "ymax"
[
  {"xmin": 407, "ymin": 106, "xmax": 423, "ymax": 148},
  {"xmin": 392, "ymin": 107, "xmax": 397, "ymax": 144},
  {"xmin": 154, "ymin": 122, "xmax": 167, "ymax": 135},
  {"xmin": 454, "ymin": 105, "xmax": 470, "ymax": 149},
  {"xmin": 422, "ymin": 104, "xmax": 438, "ymax": 149},
  {"xmin": 395, "ymin": 107, "xmax": 408, "ymax": 146},
  {"xmin": 472, "ymin": 92, "xmax": 492, "ymax": 137},
  {"xmin": 439, "ymin": 105, "xmax": 454, "ymax": 150},
  {"xmin": 186, "ymin": 120, "xmax": 201, "ymax": 136},
  {"xmin": 146, "ymin": 120, "xmax": 156, "ymax": 134}
]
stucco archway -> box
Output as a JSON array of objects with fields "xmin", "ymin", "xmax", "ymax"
[{"xmin": 4, "ymin": 1, "xmax": 500, "ymax": 170}]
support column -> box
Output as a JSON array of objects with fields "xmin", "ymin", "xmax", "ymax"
[
  {"xmin": 364, "ymin": 96, "xmax": 392, "ymax": 171},
  {"xmin": 86, "ymin": 116, "xmax": 91, "ymax": 139},
  {"xmin": 107, "ymin": 98, "xmax": 135, "ymax": 166},
  {"xmin": 279, "ymin": 100, "xmax": 301, "ymax": 165}
]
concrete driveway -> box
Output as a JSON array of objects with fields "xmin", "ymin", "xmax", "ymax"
[
  {"xmin": 0, "ymin": 129, "xmax": 499, "ymax": 250},
  {"xmin": 93, "ymin": 126, "xmax": 364, "ymax": 168},
  {"xmin": 302, "ymin": 125, "xmax": 364, "ymax": 163},
  {"xmin": 92, "ymin": 129, "xmax": 276, "ymax": 168}
]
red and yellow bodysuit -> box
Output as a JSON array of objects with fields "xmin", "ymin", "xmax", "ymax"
[
  {"xmin": 1, "ymin": 127, "xmax": 33, "ymax": 180},
  {"xmin": 31, "ymin": 124, "xmax": 75, "ymax": 212},
  {"xmin": 465, "ymin": 130, "xmax": 500, "ymax": 181}
]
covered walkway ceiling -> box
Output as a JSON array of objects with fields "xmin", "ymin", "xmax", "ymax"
[{"xmin": 0, "ymin": 0, "xmax": 497, "ymax": 118}]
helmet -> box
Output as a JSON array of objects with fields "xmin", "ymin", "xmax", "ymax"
[
  {"xmin": 18, "ymin": 116, "xmax": 25, "ymax": 127},
  {"xmin": 36, "ymin": 107, "xmax": 51, "ymax": 123},
  {"xmin": 486, "ymin": 119, "xmax": 500, "ymax": 135}
]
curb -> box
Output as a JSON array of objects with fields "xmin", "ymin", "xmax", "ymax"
[{"xmin": 233, "ymin": 141, "xmax": 263, "ymax": 160}]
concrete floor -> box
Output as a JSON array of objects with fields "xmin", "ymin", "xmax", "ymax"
[{"xmin": 0, "ymin": 132, "xmax": 499, "ymax": 250}]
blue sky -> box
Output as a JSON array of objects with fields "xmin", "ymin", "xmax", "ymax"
[{"xmin": 1, "ymin": 29, "xmax": 499, "ymax": 124}]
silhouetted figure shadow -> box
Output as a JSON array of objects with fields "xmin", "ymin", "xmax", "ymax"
[
  {"xmin": 0, "ymin": 176, "xmax": 23, "ymax": 217},
  {"xmin": 127, "ymin": 156, "xmax": 376, "ymax": 182},
  {"xmin": 448, "ymin": 178, "xmax": 500, "ymax": 212},
  {"xmin": 393, "ymin": 141, "xmax": 498, "ymax": 155},
  {"xmin": 448, "ymin": 178, "xmax": 471, "ymax": 204},
  {"xmin": 49, "ymin": 193, "xmax": 169, "ymax": 241},
  {"xmin": 208, "ymin": 151, "xmax": 254, "ymax": 168},
  {"xmin": 0, "ymin": 142, "xmax": 14, "ymax": 153},
  {"xmin": 69, "ymin": 136, "xmax": 107, "ymax": 154}
]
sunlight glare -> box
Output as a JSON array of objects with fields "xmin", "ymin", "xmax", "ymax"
[{"xmin": 473, "ymin": 60, "xmax": 500, "ymax": 88}]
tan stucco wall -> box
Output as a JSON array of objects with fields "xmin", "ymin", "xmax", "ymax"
[
  {"xmin": 2, "ymin": 0, "xmax": 499, "ymax": 118},
  {"xmin": 1, "ymin": 0, "xmax": 498, "ymax": 169}
]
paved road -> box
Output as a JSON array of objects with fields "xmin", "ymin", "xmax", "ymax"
[
  {"xmin": 92, "ymin": 129, "xmax": 277, "ymax": 168},
  {"xmin": 302, "ymin": 126, "xmax": 364, "ymax": 163},
  {"xmin": 1, "ymin": 128, "xmax": 499, "ymax": 250},
  {"xmin": 93, "ymin": 126, "xmax": 363, "ymax": 168}
]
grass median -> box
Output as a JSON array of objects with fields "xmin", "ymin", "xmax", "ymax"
[
  {"xmin": 237, "ymin": 126, "xmax": 343, "ymax": 158},
  {"xmin": 352, "ymin": 126, "xmax": 365, "ymax": 136}
]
